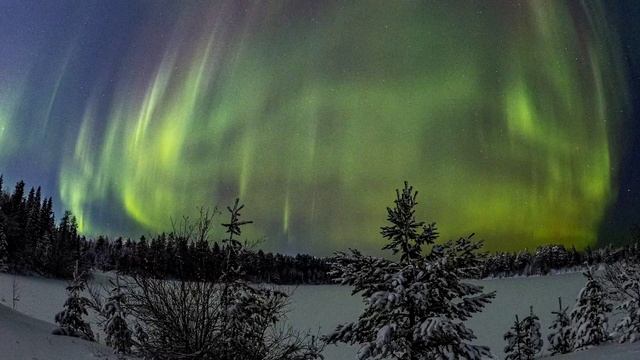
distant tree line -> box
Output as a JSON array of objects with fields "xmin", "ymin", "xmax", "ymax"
[
  {"xmin": 0, "ymin": 175, "xmax": 330, "ymax": 284},
  {"xmin": 83, "ymin": 230, "xmax": 640, "ymax": 284},
  {"xmin": 3, "ymin": 174, "xmax": 640, "ymax": 285},
  {"xmin": 0, "ymin": 175, "xmax": 87, "ymax": 278},
  {"xmin": 85, "ymin": 233, "xmax": 331, "ymax": 284},
  {"xmin": 481, "ymin": 242, "xmax": 640, "ymax": 278}
]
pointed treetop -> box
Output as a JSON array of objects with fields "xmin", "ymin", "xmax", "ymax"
[
  {"xmin": 381, "ymin": 181, "xmax": 438, "ymax": 263},
  {"xmin": 222, "ymin": 198, "xmax": 253, "ymax": 241}
]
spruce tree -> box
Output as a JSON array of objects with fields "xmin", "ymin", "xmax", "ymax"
[
  {"xmin": 504, "ymin": 307, "xmax": 542, "ymax": 360},
  {"xmin": 548, "ymin": 297, "xmax": 575, "ymax": 354},
  {"xmin": 326, "ymin": 182, "xmax": 494, "ymax": 360},
  {"xmin": 570, "ymin": 268, "xmax": 611, "ymax": 349},
  {"xmin": 602, "ymin": 263, "xmax": 640, "ymax": 343},
  {"xmin": 52, "ymin": 262, "xmax": 95, "ymax": 341},
  {"xmin": 504, "ymin": 315, "xmax": 527, "ymax": 360},
  {"xmin": 615, "ymin": 297, "xmax": 640, "ymax": 343},
  {"xmin": 103, "ymin": 276, "xmax": 133, "ymax": 355},
  {"xmin": 522, "ymin": 306, "xmax": 543, "ymax": 357},
  {"xmin": 0, "ymin": 225, "xmax": 8, "ymax": 272},
  {"xmin": 221, "ymin": 198, "xmax": 252, "ymax": 281}
]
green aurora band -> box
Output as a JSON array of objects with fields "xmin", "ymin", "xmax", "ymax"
[{"xmin": 2, "ymin": 1, "xmax": 631, "ymax": 253}]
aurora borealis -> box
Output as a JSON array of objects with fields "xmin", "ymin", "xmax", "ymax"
[{"xmin": 0, "ymin": 1, "xmax": 638, "ymax": 254}]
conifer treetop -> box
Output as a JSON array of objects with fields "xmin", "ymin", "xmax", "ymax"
[{"xmin": 381, "ymin": 181, "xmax": 438, "ymax": 264}]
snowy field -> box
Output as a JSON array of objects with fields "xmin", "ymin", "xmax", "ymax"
[
  {"xmin": 2, "ymin": 271, "xmax": 640, "ymax": 359},
  {"xmin": 0, "ymin": 303, "xmax": 125, "ymax": 360},
  {"xmin": 286, "ymin": 273, "xmax": 591, "ymax": 359}
]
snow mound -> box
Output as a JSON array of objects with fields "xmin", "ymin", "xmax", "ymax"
[
  {"xmin": 0, "ymin": 303, "xmax": 121, "ymax": 360},
  {"xmin": 545, "ymin": 342, "xmax": 640, "ymax": 360}
]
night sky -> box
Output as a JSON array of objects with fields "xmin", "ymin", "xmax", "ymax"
[{"xmin": 0, "ymin": 0, "xmax": 638, "ymax": 255}]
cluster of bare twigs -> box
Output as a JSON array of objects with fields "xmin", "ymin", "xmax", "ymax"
[{"xmin": 86, "ymin": 200, "xmax": 323, "ymax": 360}]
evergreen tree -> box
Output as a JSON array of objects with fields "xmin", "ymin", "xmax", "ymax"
[
  {"xmin": 615, "ymin": 294, "xmax": 640, "ymax": 343},
  {"xmin": 220, "ymin": 198, "xmax": 252, "ymax": 281},
  {"xmin": 570, "ymin": 268, "xmax": 611, "ymax": 350},
  {"xmin": 149, "ymin": 234, "xmax": 167, "ymax": 276},
  {"xmin": 0, "ymin": 225, "xmax": 8, "ymax": 272},
  {"xmin": 6, "ymin": 180, "xmax": 26, "ymax": 259},
  {"xmin": 40, "ymin": 197, "xmax": 55, "ymax": 236},
  {"xmin": 135, "ymin": 235, "xmax": 149, "ymax": 274},
  {"xmin": 47, "ymin": 211, "xmax": 77, "ymax": 277},
  {"xmin": 52, "ymin": 262, "xmax": 95, "ymax": 341},
  {"xmin": 103, "ymin": 276, "xmax": 133, "ymax": 355},
  {"xmin": 504, "ymin": 307, "xmax": 543, "ymax": 360},
  {"xmin": 504, "ymin": 315, "xmax": 527, "ymax": 360},
  {"xmin": 23, "ymin": 187, "xmax": 40, "ymax": 268},
  {"xmin": 602, "ymin": 263, "xmax": 640, "ymax": 343},
  {"xmin": 9, "ymin": 180, "xmax": 24, "ymax": 213},
  {"xmin": 522, "ymin": 307, "xmax": 543, "ymax": 357},
  {"xmin": 548, "ymin": 297, "xmax": 575, "ymax": 354},
  {"xmin": 325, "ymin": 182, "xmax": 494, "ymax": 360}
]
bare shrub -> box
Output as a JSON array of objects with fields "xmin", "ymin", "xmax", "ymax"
[{"xmin": 124, "ymin": 199, "xmax": 323, "ymax": 359}]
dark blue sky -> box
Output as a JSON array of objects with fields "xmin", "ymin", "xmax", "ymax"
[{"xmin": 0, "ymin": 0, "xmax": 639, "ymax": 254}]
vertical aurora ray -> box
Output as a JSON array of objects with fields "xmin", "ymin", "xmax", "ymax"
[
  {"xmin": 0, "ymin": 92, "xmax": 16, "ymax": 158},
  {"xmin": 0, "ymin": 0, "xmax": 631, "ymax": 253}
]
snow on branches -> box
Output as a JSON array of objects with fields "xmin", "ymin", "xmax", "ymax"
[
  {"xmin": 570, "ymin": 268, "xmax": 611, "ymax": 350},
  {"xmin": 547, "ymin": 297, "xmax": 575, "ymax": 355},
  {"xmin": 504, "ymin": 307, "xmax": 542, "ymax": 360},
  {"xmin": 52, "ymin": 262, "xmax": 95, "ymax": 341},
  {"xmin": 325, "ymin": 182, "xmax": 494, "ymax": 360}
]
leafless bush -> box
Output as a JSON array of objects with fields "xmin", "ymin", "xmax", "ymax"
[
  {"xmin": 601, "ymin": 262, "xmax": 640, "ymax": 303},
  {"xmin": 126, "ymin": 276, "xmax": 222, "ymax": 358},
  {"xmin": 601, "ymin": 262, "xmax": 640, "ymax": 342},
  {"xmin": 123, "ymin": 200, "xmax": 323, "ymax": 359},
  {"xmin": 125, "ymin": 267, "xmax": 323, "ymax": 359}
]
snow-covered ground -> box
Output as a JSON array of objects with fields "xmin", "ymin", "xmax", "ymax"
[
  {"xmin": 286, "ymin": 272, "xmax": 634, "ymax": 359},
  {"xmin": 0, "ymin": 271, "xmax": 638, "ymax": 359},
  {"xmin": 0, "ymin": 303, "xmax": 122, "ymax": 359},
  {"xmin": 544, "ymin": 342, "xmax": 640, "ymax": 359}
]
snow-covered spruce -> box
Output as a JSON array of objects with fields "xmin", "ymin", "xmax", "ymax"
[
  {"xmin": 504, "ymin": 315, "xmax": 526, "ymax": 360},
  {"xmin": 524, "ymin": 307, "xmax": 543, "ymax": 357},
  {"xmin": 602, "ymin": 262, "xmax": 640, "ymax": 343},
  {"xmin": 504, "ymin": 307, "xmax": 542, "ymax": 360},
  {"xmin": 570, "ymin": 267, "xmax": 611, "ymax": 350},
  {"xmin": 102, "ymin": 276, "xmax": 133, "ymax": 355},
  {"xmin": 616, "ymin": 297, "xmax": 640, "ymax": 344},
  {"xmin": 52, "ymin": 263, "xmax": 95, "ymax": 341},
  {"xmin": 547, "ymin": 297, "xmax": 575, "ymax": 354},
  {"xmin": 325, "ymin": 182, "xmax": 495, "ymax": 360}
]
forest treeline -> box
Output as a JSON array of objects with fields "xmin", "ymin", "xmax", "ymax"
[
  {"xmin": 0, "ymin": 175, "xmax": 330, "ymax": 283},
  {"xmin": 481, "ymin": 241, "xmax": 640, "ymax": 278},
  {"xmin": 0, "ymin": 176, "xmax": 84, "ymax": 278},
  {"xmin": 1, "ymin": 175, "xmax": 639, "ymax": 283},
  {"xmin": 87, "ymin": 234, "xmax": 331, "ymax": 284}
]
